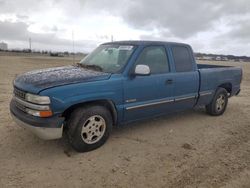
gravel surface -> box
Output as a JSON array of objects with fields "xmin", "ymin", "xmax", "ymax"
[{"xmin": 0, "ymin": 54, "xmax": 249, "ymax": 188}]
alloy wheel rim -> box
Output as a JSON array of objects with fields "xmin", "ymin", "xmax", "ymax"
[
  {"xmin": 216, "ymin": 94, "xmax": 226, "ymax": 112},
  {"xmin": 81, "ymin": 115, "xmax": 106, "ymax": 144}
]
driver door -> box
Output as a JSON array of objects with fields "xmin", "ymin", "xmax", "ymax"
[{"xmin": 123, "ymin": 46, "xmax": 174, "ymax": 122}]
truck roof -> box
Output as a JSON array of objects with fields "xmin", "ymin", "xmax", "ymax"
[{"xmin": 103, "ymin": 40, "xmax": 190, "ymax": 47}]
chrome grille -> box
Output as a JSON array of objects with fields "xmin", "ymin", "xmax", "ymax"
[
  {"xmin": 13, "ymin": 87, "xmax": 26, "ymax": 112},
  {"xmin": 15, "ymin": 99, "xmax": 26, "ymax": 112},
  {"xmin": 14, "ymin": 87, "xmax": 26, "ymax": 100}
]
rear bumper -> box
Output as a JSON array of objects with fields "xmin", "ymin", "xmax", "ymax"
[
  {"xmin": 10, "ymin": 99, "xmax": 64, "ymax": 140},
  {"xmin": 231, "ymin": 84, "xmax": 241, "ymax": 97}
]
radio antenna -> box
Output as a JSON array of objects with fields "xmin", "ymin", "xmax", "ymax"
[
  {"xmin": 29, "ymin": 37, "xmax": 32, "ymax": 52},
  {"xmin": 72, "ymin": 30, "xmax": 75, "ymax": 63}
]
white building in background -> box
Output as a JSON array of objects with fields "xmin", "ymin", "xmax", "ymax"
[
  {"xmin": 0, "ymin": 42, "xmax": 8, "ymax": 50},
  {"xmin": 215, "ymin": 56, "xmax": 221, "ymax": 61},
  {"xmin": 202, "ymin": 56, "xmax": 213, "ymax": 60}
]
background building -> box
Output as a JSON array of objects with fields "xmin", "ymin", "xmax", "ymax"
[{"xmin": 0, "ymin": 42, "xmax": 8, "ymax": 50}]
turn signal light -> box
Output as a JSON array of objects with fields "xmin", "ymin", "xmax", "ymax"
[
  {"xmin": 39, "ymin": 110, "xmax": 53, "ymax": 117},
  {"xmin": 26, "ymin": 109, "xmax": 53, "ymax": 117}
]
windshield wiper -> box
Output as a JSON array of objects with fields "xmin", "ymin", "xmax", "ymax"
[{"xmin": 76, "ymin": 63, "xmax": 103, "ymax": 72}]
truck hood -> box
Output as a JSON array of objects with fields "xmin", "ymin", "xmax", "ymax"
[{"xmin": 14, "ymin": 65, "xmax": 111, "ymax": 94}]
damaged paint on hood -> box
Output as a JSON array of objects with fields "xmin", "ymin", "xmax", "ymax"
[{"xmin": 14, "ymin": 65, "xmax": 111, "ymax": 93}]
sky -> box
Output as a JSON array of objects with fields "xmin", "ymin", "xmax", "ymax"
[{"xmin": 0, "ymin": 0, "xmax": 250, "ymax": 55}]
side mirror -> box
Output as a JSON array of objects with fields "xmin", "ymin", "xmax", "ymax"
[{"xmin": 134, "ymin": 64, "xmax": 150, "ymax": 76}]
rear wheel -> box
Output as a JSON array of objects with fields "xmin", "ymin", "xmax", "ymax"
[
  {"xmin": 206, "ymin": 87, "xmax": 228, "ymax": 116},
  {"xmin": 67, "ymin": 105, "xmax": 112, "ymax": 152}
]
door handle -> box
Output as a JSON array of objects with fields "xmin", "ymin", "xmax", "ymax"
[{"xmin": 165, "ymin": 79, "xmax": 173, "ymax": 85}]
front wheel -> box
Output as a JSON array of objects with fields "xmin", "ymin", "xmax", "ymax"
[
  {"xmin": 206, "ymin": 87, "xmax": 228, "ymax": 116},
  {"xmin": 67, "ymin": 105, "xmax": 113, "ymax": 152}
]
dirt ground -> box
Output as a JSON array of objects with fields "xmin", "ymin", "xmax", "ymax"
[{"xmin": 0, "ymin": 53, "xmax": 249, "ymax": 188}]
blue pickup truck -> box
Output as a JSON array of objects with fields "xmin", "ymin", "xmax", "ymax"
[{"xmin": 10, "ymin": 41, "xmax": 242, "ymax": 152}]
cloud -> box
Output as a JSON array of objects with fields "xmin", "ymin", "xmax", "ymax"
[
  {"xmin": 0, "ymin": 21, "xmax": 68, "ymax": 45},
  {"xmin": 0, "ymin": 20, "xmax": 98, "ymax": 52},
  {"xmin": 121, "ymin": 1, "xmax": 220, "ymax": 38},
  {"xmin": 0, "ymin": 21, "xmax": 29, "ymax": 41},
  {"xmin": 74, "ymin": 0, "xmax": 250, "ymax": 55},
  {"xmin": 76, "ymin": 0, "xmax": 250, "ymax": 38},
  {"xmin": 0, "ymin": 0, "xmax": 250, "ymax": 55},
  {"xmin": 16, "ymin": 14, "xmax": 29, "ymax": 20},
  {"xmin": 117, "ymin": 0, "xmax": 250, "ymax": 39},
  {"xmin": 227, "ymin": 18, "xmax": 250, "ymax": 42}
]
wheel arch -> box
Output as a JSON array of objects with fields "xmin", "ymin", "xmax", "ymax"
[
  {"xmin": 218, "ymin": 82, "xmax": 232, "ymax": 95},
  {"xmin": 62, "ymin": 99, "xmax": 118, "ymax": 126}
]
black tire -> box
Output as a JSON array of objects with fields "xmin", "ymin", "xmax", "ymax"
[
  {"xmin": 67, "ymin": 105, "xmax": 112, "ymax": 152},
  {"xmin": 206, "ymin": 87, "xmax": 228, "ymax": 116}
]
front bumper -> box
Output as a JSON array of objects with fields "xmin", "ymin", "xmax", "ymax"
[
  {"xmin": 10, "ymin": 99, "xmax": 65, "ymax": 140},
  {"xmin": 235, "ymin": 89, "xmax": 241, "ymax": 96}
]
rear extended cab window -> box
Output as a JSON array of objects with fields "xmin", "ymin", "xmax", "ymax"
[{"xmin": 172, "ymin": 46, "xmax": 193, "ymax": 72}]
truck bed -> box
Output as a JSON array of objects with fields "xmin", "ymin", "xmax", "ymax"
[
  {"xmin": 197, "ymin": 63, "xmax": 232, "ymax": 69},
  {"xmin": 196, "ymin": 63, "xmax": 242, "ymax": 106}
]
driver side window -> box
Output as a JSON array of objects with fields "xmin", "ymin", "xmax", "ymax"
[{"xmin": 135, "ymin": 46, "xmax": 169, "ymax": 74}]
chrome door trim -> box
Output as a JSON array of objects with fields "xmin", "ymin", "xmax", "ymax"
[
  {"xmin": 174, "ymin": 95, "xmax": 196, "ymax": 102},
  {"xmin": 199, "ymin": 91, "xmax": 213, "ymax": 96},
  {"xmin": 126, "ymin": 99, "xmax": 174, "ymax": 110},
  {"xmin": 125, "ymin": 90, "xmax": 213, "ymax": 111}
]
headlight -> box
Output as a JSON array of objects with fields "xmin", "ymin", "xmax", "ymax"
[{"xmin": 25, "ymin": 93, "xmax": 50, "ymax": 104}]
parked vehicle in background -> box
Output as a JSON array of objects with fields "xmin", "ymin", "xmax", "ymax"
[{"xmin": 10, "ymin": 41, "xmax": 242, "ymax": 152}]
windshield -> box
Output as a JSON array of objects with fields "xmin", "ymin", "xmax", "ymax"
[{"xmin": 78, "ymin": 44, "xmax": 136, "ymax": 73}]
